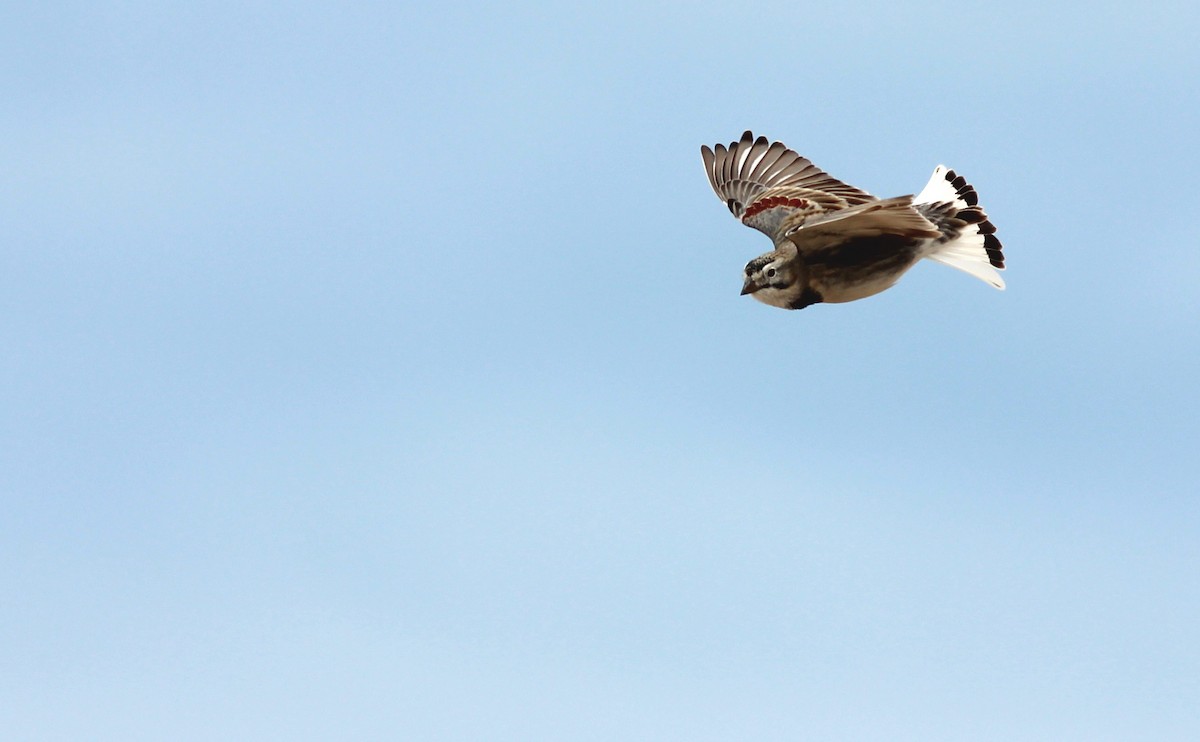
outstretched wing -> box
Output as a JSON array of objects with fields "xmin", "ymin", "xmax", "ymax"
[{"xmin": 700, "ymin": 131, "xmax": 876, "ymax": 236}]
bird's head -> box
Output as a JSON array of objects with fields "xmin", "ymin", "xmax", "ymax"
[{"xmin": 741, "ymin": 250, "xmax": 799, "ymax": 307}]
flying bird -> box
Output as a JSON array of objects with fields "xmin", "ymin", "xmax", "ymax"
[{"xmin": 700, "ymin": 131, "xmax": 1005, "ymax": 310}]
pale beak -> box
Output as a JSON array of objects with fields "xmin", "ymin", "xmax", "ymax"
[{"xmin": 740, "ymin": 278, "xmax": 757, "ymax": 295}]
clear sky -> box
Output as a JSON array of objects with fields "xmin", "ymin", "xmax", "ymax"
[{"xmin": 3, "ymin": 2, "xmax": 1199, "ymax": 739}]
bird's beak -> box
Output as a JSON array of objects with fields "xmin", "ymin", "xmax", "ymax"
[{"xmin": 740, "ymin": 278, "xmax": 757, "ymax": 295}]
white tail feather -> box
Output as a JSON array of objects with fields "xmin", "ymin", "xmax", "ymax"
[
  {"xmin": 927, "ymin": 236, "xmax": 1005, "ymax": 289},
  {"xmin": 916, "ymin": 164, "xmax": 1005, "ymax": 290},
  {"xmin": 915, "ymin": 165, "xmax": 966, "ymax": 208}
]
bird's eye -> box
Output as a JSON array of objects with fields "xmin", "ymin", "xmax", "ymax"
[{"xmin": 766, "ymin": 268, "xmax": 777, "ymax": 278}]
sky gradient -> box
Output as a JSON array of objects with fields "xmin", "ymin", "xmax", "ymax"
[{"xmin": 3, "ymin": 2, "xmax": 1199, "ymax": 739}]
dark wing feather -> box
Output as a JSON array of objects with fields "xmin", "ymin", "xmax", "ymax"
[{"xmin": 700, "ymin": 131, "xmax": 876, "ymax": 220}]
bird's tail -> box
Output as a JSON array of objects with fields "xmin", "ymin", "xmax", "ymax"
[{"xmin": 914, "ymin": 166, "xmax": 1005, "ymax": 290}]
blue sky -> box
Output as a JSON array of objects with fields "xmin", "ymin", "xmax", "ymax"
[{"xmin": 3, "ymin": 2, "xmax": 1199, "ymax": 739}]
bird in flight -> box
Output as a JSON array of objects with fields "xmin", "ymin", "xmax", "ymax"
[{"xmin": 700, "ymin": 131, "xmax": 1005, "ymax": 310}]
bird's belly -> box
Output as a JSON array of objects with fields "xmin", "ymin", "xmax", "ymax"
[
  {"xmin": 809, "ymin": 244, "xmax": 922, "ymax": 303},
  {"xmin": 818, "ymin": 274, "xmax": 905, "ymax": 303}
]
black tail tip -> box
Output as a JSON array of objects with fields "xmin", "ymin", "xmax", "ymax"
[{"xmin": 943, "ymin": 168, "xmax": 979, "ymax": 207}]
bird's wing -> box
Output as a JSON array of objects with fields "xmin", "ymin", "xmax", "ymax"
[
  {"xmin": 701, "ymin": 131, "xmax": 876, "ymax": 235},
  {"xmin": 782, "ymin": 196, "xmax": 942, "ymax": 253}
]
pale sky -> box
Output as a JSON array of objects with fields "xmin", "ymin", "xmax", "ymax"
[{"xmin": 3, "ymin": 2, "xmax": 1199, "ymax": 739}]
